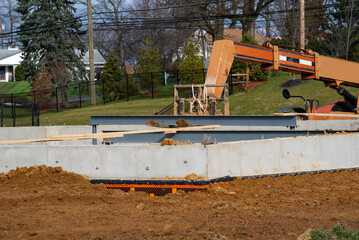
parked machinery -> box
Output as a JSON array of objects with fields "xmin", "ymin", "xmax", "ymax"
[{"xmin": 174, "ymin": 39, "xmax": 359, "ymax": 119}]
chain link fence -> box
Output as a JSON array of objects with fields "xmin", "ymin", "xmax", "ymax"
[{"xmin": 0, "ymin": 69, "xmax": 250, "ymax": 126}]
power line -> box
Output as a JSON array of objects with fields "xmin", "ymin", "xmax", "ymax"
[
  {"xmin": 1, "ymin": 1, "xmax": 358, "ymax": 41},
  {"xmin": 93, "ymin": 0, "xmax": 234, "ymax": 15}
]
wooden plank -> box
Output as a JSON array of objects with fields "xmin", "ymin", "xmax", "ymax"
[
  {"xmin": 48, "ymin": 125, "xmax": 221, "ymax": 139},
  {"xmin": 0, "ymin": 125, "xmax": 221, "ymax": 145},
  {"xmin": 0, "ymin": 137, "xmax": 82, "ymax": 145},
  {"xmin": 48, "ymin": 132, "xmax": 125, "ymax": 139},
  {"xmin": 162, "ymin": 130, "xmax": 177, "ymax": 134}
]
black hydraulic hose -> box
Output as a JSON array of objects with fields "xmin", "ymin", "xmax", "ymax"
[{"xmin": 336, "ymin": 86, "xmax": 357, "ymax": 109}]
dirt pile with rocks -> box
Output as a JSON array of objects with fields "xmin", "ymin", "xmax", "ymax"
[
  {"xmin": 146, "ymin": 118, "xmax": 193, "ymax": 128},
  {"xmin": 0, "ymin": 166, "xmax": 359, "ymax": 239},
  {"xmin": 160, "ymin": 138, "xmax": 194, "ymax": 146}
]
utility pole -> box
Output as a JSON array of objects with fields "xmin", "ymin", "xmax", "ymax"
[
  {"xmin": 87, "ymin": 0, "xmax": 96, "ymax": 105},
  {"xmin": 299, "ymin": 0, "xmax": 305, "ymax": 50},
  {"xmin": 0, "ymin": 17, "xmax": 3, "ymax": 49}
]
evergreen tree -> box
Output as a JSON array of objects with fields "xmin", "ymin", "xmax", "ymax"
[
  {"xmin": 101, "ymin": 52, "xmax": 139, "ymax": 102},
  {"xmin": 179, "ymin": 35, "xmax": 205, "ymax": 84},
  {"xmin": 14, "ymin": 64, "xmax": 25, "ymax": 82},
  {"xmin": 101, "ymin": 52, "xmax": 122, "ymax": 102},
  {"xmin": 16, "ymin": 0, "xmax": 87, "ymax": 104},
  {"xmin": 136, "ymin": 40, "xmax": 163, "ymax": 89}
]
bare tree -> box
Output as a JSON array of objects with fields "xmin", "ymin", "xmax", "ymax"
[
  {"xmin": 170, "ymin": 0, "xmax": 232, "ymax": 41},
  {"xmin": 128, "ymin": 0, "xmax": 193, "ymax": 65},
  {"xmin": 0, "ymin": 0, "xmax": 20, "ymax": 47},
  {"xmin": 240, "ymin": 0, "xmax": 275, "ymax": 37},
  {"xmin": 77, "ymin": 0, "xmax": 128, "ymax": 72},
  {"xmin": 311, "ymin": 0, "xmax": 358, "ymax": 59},
  {"xmin": 272, "ymin": 0, "xmax": 300, "ymax": 46}
]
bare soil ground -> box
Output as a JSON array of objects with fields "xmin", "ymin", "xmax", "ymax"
[{"xmin": 0, "ymin": 166, "xmax": 359, "ymax": 239}]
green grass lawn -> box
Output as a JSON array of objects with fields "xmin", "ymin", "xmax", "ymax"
[
  {"xmin": 65, "ymin": 83, "xmax": 102, "ymax": 98},
  {"xmin": 3, "ymin": 71, "xmax": 358, "ymax": 126},
  {"xmin": 40, "ymin": 97, "xmax": 173, "ymax": 125},
  {"xmin": 0, "ymin": 81, "xmax": 32, "ymax": 95},
  {"xmin": 229, "ymin": 72, "xmax": 358, "ymax": 115},
  {"xmin": 0, "ymin": 81, "xmax": 101, "ymax": 98}
]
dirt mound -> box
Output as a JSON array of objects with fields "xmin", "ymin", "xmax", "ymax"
[
  {"xmin": 146, "ymin": 118, "xmax": 193, "ymax": 128},
  {"xmin": 176, "ymin": 118, "xmax": 192, "ymax": 127},
  {"xmin": 160, "ymin": 138, "xmax": 193, "ymax": 145},
  {"xmin": 185, "ymin": 173, "xmax": 207, "ymax": 180},
  {"xmin": 151, "ymin": 173, "xmax": 207, "ymax": 180},
  {"xmin": 0, "ymin": 167, "xmax": 358, "ymax": 239},
  {"xmin": 146, "ymin": 118, "xmax": 161, "ymax": 127},
  {"xmin": 0, "ymin": 165, "xmax": 110, "ymax": 200},
  {"xmin": 0, "ymin": 165, "xmax": 89, "ymax": 187}
]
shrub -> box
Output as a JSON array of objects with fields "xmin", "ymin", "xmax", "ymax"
[
  {"xmin": 310, "ymin": 224, "xmax": 359, "ymax": 240},
  {"xmin": 136, "ymin": 40, "xmax": 163, "ymax": 89},
  {"xmin": 70, "ymin": 102, "xmax": 80, "ymax": 108},
  {"xmin": 31, "ymin": 67, "xmax": 54, "ymax": 109},
  {"xmin": 179, "ymin": 35, "xmax": 205, "ymax": 84},
  {"xmin": 15, "ymin": 64, "xmax": 25, "ymax": 82},
  {"xmin": 101, "ymin": 52, "xmax": 123, "ymax": 102}
]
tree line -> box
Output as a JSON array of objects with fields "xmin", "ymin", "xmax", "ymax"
[{"xmin": 0, "ymin": 0, "xmax": 358, "ymax": 105}]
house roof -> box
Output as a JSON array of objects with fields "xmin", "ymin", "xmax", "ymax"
[
  {"xmin": 0, "ymin": 49, "xmax": 22, "ymax": 61},
  {"xmin": 82, "ymin": 49, "xmax": 106, "ymax": 65},
  {"xmin": 0, "ymin": 48, "xmax": 105, "ymax": 66},
  {"xmin": 205, "ymin": 29, "xmax": 270, "ymax": 45}
]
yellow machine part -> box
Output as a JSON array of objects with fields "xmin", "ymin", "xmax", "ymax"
[{"xmin": 205, "ymin": 40, "xmax": 235, "ymax": 99}]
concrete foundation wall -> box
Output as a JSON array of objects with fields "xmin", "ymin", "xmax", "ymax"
[
  {"xmin": 296, "ymin": 120, "xmax": 359, "ymax": 131},
  {"xmin": 0, "ymin": 144, "xmax": 208, "ymax": 179},
  {"xmin": 1, "ymin": 132, "xmax": 358, "ymax": 179},
  {"xmin": 207, "ymin": 133, "xmax": 359, "ymax": 178}
]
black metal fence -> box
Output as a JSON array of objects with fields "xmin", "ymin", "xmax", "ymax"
[
  {"xmin": 0, "ymin": 93, "xmax": 40, "ymax": 127},
  {"xmin": 0, "ymin": 69, "xmax": 250, "ymax": 127}
]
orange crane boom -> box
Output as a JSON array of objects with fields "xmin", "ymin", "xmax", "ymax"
[
  {"xmin": 205, "ymin": 39, "xmax": 359, "ymax": 100},
  {"xmin": 174, "ymin": 39, "xmax": 359, "ymax": 117}
]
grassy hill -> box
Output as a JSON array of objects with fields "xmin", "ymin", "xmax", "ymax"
[{"xmin": 230, "ymin": 72, "xmax": 358, "ymax": 115}]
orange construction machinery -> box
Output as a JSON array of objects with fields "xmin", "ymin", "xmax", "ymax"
[{"xmin": 174, "ymin": 39, "xmax": 359, "ymax": 119}]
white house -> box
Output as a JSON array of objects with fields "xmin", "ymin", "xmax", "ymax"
[
  {"xmin": 0, "ymin": 48, "xmax": 106, "ymax": 82},
  {"xmin": 0, "ymin": 46, "xmax": 22, "ymax": 82},
  {"xmin": 81, "ymin": 49, "xmax": 106, "ymax": 71}
]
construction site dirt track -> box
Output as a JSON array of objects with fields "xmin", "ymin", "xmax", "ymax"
[{"xmin": 0, "ymin": 166, "xmax": 359, "ymax": 239}]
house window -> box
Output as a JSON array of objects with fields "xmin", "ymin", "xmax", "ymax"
[{"xmin": 0, "ymin": 66, "xmax": 5, "ymax": 80}]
